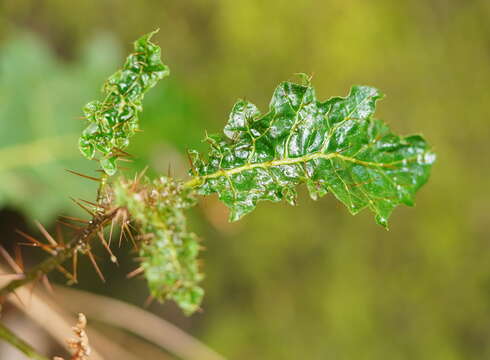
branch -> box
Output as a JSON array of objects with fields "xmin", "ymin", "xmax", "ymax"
[{"xmin": 0, "ymin": 210, "xmax": 117, "ymax": 298}]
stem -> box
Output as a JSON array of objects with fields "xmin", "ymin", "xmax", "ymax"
[
  {"xmin": 0, "ymin": 210, "xmax": 117, "ymax": 298},
  {"xmin": 0, "ymin": 321, "xmax": 50, "ymax": 360},
  {"xmin": 0, "ymin": 248, "xmax": 72, "ymax": 298},
  {"xmin": 183, "ymin": 176, "xmax": 202, "ymax": 189}
]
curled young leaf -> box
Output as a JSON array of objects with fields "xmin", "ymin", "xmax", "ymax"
[
  {"xmin": 189, "ymin": 82, "xmax": 435, "ymax": 227},
  {"xmin": 114, "ymin": 176, "xmax": 203, "ymax": 315},
  {"xmin": 79, "ymin": 30, "xmax": 169, "ymax": 175}
]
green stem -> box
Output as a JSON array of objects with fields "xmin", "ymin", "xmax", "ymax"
[
  {"xmin": 0, "ymin": 321, "xmax": 50, "ymax": 360},
  {"xmin": 183, "ymin": 176, "xmax": 202, "ymax": 189}
]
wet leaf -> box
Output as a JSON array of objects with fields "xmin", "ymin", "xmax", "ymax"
[
  {"xmin": 190, "ymin": 82, "xmax": 435, "ymax": 227},
  {"xmin": 79, "ymin": 30, "xmax": 169, "ymax": 175}
]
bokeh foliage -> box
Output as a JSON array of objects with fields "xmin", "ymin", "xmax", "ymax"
[{"xmin": 1, "ymin": 1, "xmax": 489, "ymax": 359}]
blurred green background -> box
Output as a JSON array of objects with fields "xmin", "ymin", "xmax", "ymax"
[{"xmin": 0, "ymin": 0, "xmax": 489, "ymax": 359}]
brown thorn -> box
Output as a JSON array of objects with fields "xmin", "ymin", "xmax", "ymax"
[
  {"xmin": 78, "ymin": 198, "xmax": 100, "ymax": 208},
  {"xmin": 34, "ymin": 220, "xmax": 58, "ymax": 247},
  {"xmin": 65, "ymin": 169, "xmax": 101, "ymax": 182},
  {"xmin": 143, "ymin": 295, "xmax": 155, "ymax": 308},
  {"xmin": 73, "ymin": 250, "xmax": 79, "ymax": 284},
  {"xmin": 56, "ymin": 265, "xmax": 76, "ymax": 285},
  {"xmin": 57, "ymin": 220, "xmax": 83, "ymax": 231},
  {"xmin": 59, "ymin": 215, "xmax": 89, "ymax": 224},
  {"xmin": 108, "ymin": 217, "xmax": 115, "ymax": 248},
  {"xmin": 69, "ymin": 197, "xmax": 96, "ymax": 217},
  {"xmin": 126, "ymin": 266, "xmax": 144, "ymax": 279},
  {"xmin": 11, "ymin": 290, "xmax": 25, "ymax": 308},
  {"xmin": 131, "ymin": 166, "xmax": 148, "ymax": 191},
  {"xmin": 55, "ymin": 222, "xmax": 64, "ymax": 245},
  {"xmin": 186, "ymin": 150, "xmax": 198, "ymax": 176},
  {"xmin": 0, "ymin": 245, "xmax": 23, "ymax": 274},
  {"xmin": 123, "ymin": 222, "xmax": 138, "ymax": 250},
  {"xmin": 14, "ymin": 245, "xmax": 24, "ymax": 273},
  {"xmin": 42, "ymin": 275, "xmax": 54, "ymax": 295},
  {"xmin": 17, "ymin": 242, "xmax": 39, "ymax": 248},
  {"xmin": 27, "ymin": 279, "xmax": 37, "ymax": 307},
  {"xmin": 97, "ymin": 231, "xmax": 118, "ymax": 265},
  {"xmin": 87, "ymin": 250, "xmax": 106, "ymax": 283},
  {"xmin": 15, "ymin": 229, "xmax": 57, "ymax": 256},
  {"xmin": 113, "ymin": 147, "xmax": 133, "ymax": 157},
  {"xmin": 118, "ymin": 213, "xmax": 127, "ymax": 248}
]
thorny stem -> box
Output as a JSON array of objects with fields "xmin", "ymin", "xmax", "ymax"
[
  {"xmin": 0, "ymin": 209, "xmax": 117, "ymax": 298},
  {"xmin": 0, "ymin": 321, "xmax": 49, "ymax": 360}
]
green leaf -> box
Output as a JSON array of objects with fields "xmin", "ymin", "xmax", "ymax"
[
  {"xmin": 113, "ymin": 176, "xmax": 203, "ymax": 315},
  {"xmin": 79, "ymin": 30, "xmax": 169, "ymax": 175},
  {"xmin": 189, "ymin": 82, "xmax": 435, "ymax": 227}
]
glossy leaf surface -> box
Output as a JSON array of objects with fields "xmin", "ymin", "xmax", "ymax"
[
  {"xmin": 79, "ymin": 30, "xmax": 169, "ymax": 175},
  {"xmin": 190, "ymin": 82, "xmax": 435, "ymax": 226}
]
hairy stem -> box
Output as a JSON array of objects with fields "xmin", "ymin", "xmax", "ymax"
[{"xmin": 0, "ymin": 321, "xmax": 50, "ymax": 360}]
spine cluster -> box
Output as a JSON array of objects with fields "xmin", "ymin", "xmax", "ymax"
[{"xmin": 113, "ymin": 176, "xmax": 203, "ymax": 314}]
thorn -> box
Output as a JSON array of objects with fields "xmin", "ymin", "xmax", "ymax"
[
  {"xmin": 143, "ymin": 295, "xmax": 155, "ymax": 308},
  {"xmin": 42, "ymin": 275, "xmax": 54, "ymax": 295},
  {"xmin": 126, "ymin": 266, "xmax": 144, "ymax": 279},
  {"xmin": 0, "ymin": 245, "xmax": 23, "ymax": 274},
  {"xmin": 59, "ymin": 215, "xmax": 89, "ymax": 224},
  {"xmin": 113, "ymin": 147, "xmax": 133, "ymax": 158},
  {"xmin": 123, "ymin": 222, "xmax": 137, "ymax": 250},
  {"xmin": 12, "ymin": 290, "xmax": 25, "ymax": 308},
  {"xmin": 34, "ymin": 220, "xmax": 58, "ymax": 247},
  {"xmin": 118, "ymin": 212, "xmax": 128, "ymax": 248},
  {"xmin": 73, "ymin": 250, "xmax": 79, "ymax": 283},
  {"xmin": 97, "ymin": 231, "xmax": 118, "ymax": 265},
  {"xmin": 55, "ymin": 265, "xmax": 76, "ymax": 284},
  {"xmin": 87, "ymin": 250, "xmax": 106, "ymax": 283},
  {"xmin": 15, "ymin": 229, "xmax": 57, "ymax": 256},
  {"xmin": 57, "ymin": 220, "xmax": 83, "ymax": 231},
  {"xmin": 131, "ymin": 166, "xmax": 148, "ymax": 191},
  {"xmin": 65, "ymin": 169, "xmax": 101, "ymax": 182},
  {"xmin": 14, "ymin": 245, "xmax": 24, "ymax": 273},
  {"xmin": 186, "ymin": 150, "xmax": 198, "ymax": 176},
  {"xmin": 70, "ymin": 197, "xmax": 96, "ymax": 217},
  {"xmin": 78, "ymin": 198, "xmax": 100, "ymax": 208},
  {"xmin": 55, "ymin": 223, "xmax": 64, "ymax": 245},
  {"xmin": 108, "ymin": 217, "xmax": 115, "ymax": 248},
  {"xmin": 27, "ymin": 280, "xmax": 37, "ymax": 307}
]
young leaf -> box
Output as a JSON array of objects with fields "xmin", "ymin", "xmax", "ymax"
[
  {"xmin": 189, "ymin": 82, "xmax": 435, "ymax": 227},
  {"xmin": 113, "ymin": 176, "xmax": 203, "ymax": 315},
  {"xmin": 79, "ymin": 30, "xmax": 169, "ymax": 175}
]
